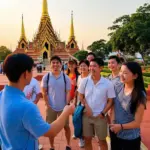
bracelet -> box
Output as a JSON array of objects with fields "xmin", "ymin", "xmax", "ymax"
[{"xmin": 120, "ymin": 124, "xmax": 123, "ymax": 130}]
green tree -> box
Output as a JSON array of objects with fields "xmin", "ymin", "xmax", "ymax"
[
  {"xmin": 108, "ymin": 3, "xmax": 150, "ymax": 62},
  {"xmin": 0, "ymin": 46, "xmax": 12, "ymax": 61},
  {"xmin": 73, "ymin": 50, "xmax": 88, "ymax": 61},
  {"xmin": 87, "ymin": 39, "xmax": 112, "ymax": 59}
]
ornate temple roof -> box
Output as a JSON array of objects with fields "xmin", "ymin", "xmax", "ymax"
[{"xmin": 14, "ymin": 0, "xmax": 79, "ymax": 61}]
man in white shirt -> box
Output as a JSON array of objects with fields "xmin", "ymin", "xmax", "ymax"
[
  {"xmin": 24, "ymin": 77, "xmax": 42, "ymax": 149},
  {"xmin": 78, "ymin": 58, "xmax": 116, "ymax": 150},
  {"xmin": 24, "ymin": 77, "xmax": 41, "ymax": 104}
]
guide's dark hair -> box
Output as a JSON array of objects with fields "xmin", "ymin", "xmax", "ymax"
[{"xmin": 3, "ymin": 53, "xmax": 34, "ymax": 82}]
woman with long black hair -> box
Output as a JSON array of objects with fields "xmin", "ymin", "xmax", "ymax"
[
  {"xmin": 110, "ymin": 62, "xmax": 147, "ymax": 150},
  {"xmin": 66, "ymin": 59, "xmax": 80, "ymax": 102}
]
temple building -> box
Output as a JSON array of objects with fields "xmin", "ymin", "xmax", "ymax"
[{"xmin": 14, "ymin": 0, "xmax": 79, "ymax": 62}]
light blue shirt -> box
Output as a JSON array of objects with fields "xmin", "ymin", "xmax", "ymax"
[
  {"xmin": 0, "ymin": 85, "xmax": 50, "ymax": 150},
  {"xmin": 41, "ymin": 72, "xmax": 71, "ymax": 111}
]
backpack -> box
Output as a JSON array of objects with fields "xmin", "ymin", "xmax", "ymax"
[
  {"xmin": 73, "ymin": 78, "xmax": 88, "ymax": 138},
  {"xmin": 47, "ymin": 72, "xmax": 66, "ymax": 99}
]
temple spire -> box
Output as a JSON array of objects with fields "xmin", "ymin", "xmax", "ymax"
[
  {"xmin": 20, "ymin": 14, "xmax": 26, "ymax": 41},
  {"xmin": 42, "ymin": 0, "xmax": 49, "ymax": 17},
  {"xmin": 69, "ymin": 11, "xmax": 75, "ymax": 40},
  {"xmin": 81, "ymin": 42, "xmax": 84, "ymax": 50}
]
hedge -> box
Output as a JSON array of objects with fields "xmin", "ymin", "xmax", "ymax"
[
  {"xmin": 143, "ymin": 72, "xmax": 150, "ymax": 77},
  {"xmin": 102, "ymin": 68, "xmax": 111, "ymax": 73},
  {"xmin": 101, "ymin": 69, "xmax": 150, "ymax": 88},
  {"xmin": 101, "ymin": 72, "xmax": 110, "ymax": 77},
  {"xmin": 144, "ymin": 82, "xmax": 149, "ymax": 88}
]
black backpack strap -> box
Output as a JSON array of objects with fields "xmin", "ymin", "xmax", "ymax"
[
  {"xmin": 63, "ymin": 73, "xmax": 67, "ymax": 104},
  {"xmin": 63, "ymin": 73, "xmax": 66, "ymax": 93},
  {"xmin": 47, "ymin": 73, "xmax": 50, "ymax": 94}
]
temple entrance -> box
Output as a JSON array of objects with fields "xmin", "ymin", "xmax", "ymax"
[
  {"xmin": 45, "ymin": 42, "xmax": 49, "ymax": 50},
  {"xmin": 43, "ymin": 51, "xmax": 48, "ymax": 59},
  {"xmin": 21, "ymin": 43, "xmax": 25, "ymax": 49}
]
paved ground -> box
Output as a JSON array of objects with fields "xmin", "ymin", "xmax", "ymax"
[
  {"xmin": 37, "ymin": 99, "xmax": 105, "ymax": 150},
  {"xmin": 141, "ymin": 101, "xmax": 150, "ymax": 150},
  {"xmin": 0, "ymin": 70, "xmax": 149, "ymax": 149}
]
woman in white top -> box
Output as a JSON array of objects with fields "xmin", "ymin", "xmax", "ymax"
[{"xmin": 76, "ymin": 59, "xmax": 89, "ymax": 148}]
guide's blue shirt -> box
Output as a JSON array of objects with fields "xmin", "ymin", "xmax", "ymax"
[{"xmin": 0, "ymin": 85, "xmax": 50, "ymax": 150}]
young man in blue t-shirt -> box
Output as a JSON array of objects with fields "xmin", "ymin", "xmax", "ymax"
[
  {"xmin": 41, "ymin": 56, "xmax": 72, "ymax": 150},
  {"xmin": 0, "ymin": 54, "xmax": 74, "ymax": 150}
]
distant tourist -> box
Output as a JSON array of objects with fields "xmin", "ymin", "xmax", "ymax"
[
  {"xmin": 36, "ymin": 63, "xmax": 42, "ymax": 73},
  {"xmin": 86, "ymin": 52, "xmax": 96, "ymax": 62}
]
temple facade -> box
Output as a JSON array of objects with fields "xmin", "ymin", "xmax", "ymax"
[{"xmin": 14, "ymin": 0, "xmax": 79, "ymax": 62}]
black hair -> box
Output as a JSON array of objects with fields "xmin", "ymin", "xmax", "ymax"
[
  {"xmin": 3, "ymin": 53, "xmax": 34, "ymax": 83},
  {"xmin": 108, "ymin": 55, "xmax": 121, "ymax": 64},
  {"xmin": 123, "ymin": 62, "xmax": 146, "ymax": 114},
  {"xmin": 90, "ymin": 58, "xmax": 104, "ymax": 67},
  {"xmin": 86, "ymin": 52, "xmax": 96, "ymax": 58},
  {"xmin": 66, "ymin": 59, "xmax": 80, "ymax": 78},
  {"xmin": 50, "ymin": 55, "xmax": 62, "ymax": 64},
  {"xmin": 120, "ymin": 57, "xmax": 126, "ymax": 64},
  {"xmin": 79, "ymin": 59, "xmax": 89, "ymax": 67}
]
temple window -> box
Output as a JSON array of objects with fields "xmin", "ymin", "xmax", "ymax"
[
  {"xmin": 21, "ymin": 43, "xmax": 25, "ymax": 49},
  {"xmin": 71, "ymin": 43, "xmax": 74, "ymax": 49},
  {"xmin": 45, "ymin": 42, "xmax": 49, "ymax": 50},
  {"xmin": 43, "ymin": 51, "xmax": 48, "ymax": 59}
]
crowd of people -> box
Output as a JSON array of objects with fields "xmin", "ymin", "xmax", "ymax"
[{"xmin": 0, "ymin": 52, "xmax": 147, "ymax": 150}]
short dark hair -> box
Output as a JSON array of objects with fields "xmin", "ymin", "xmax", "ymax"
[
  {"xmin": 86, "ymin": 52, "xmax": 96, "ymax": 58},
  {"xmin": 3, "ymin": 53, "xmax": 34, "ymax": 82},
  {"xmin": 79, "ymin": 59, "xmax": 89, "ymax": 67},
  {"xmin": 50, "ymin": 55, "xmax": 62, "ymax": 64},
  {"xmin": 91, "ymin": 58, "xmax": 104, "ymax": 67},
  {"xmin": 120, "ymin": 57, "xmax": 126, "ymax": 64},
  {"xmin": 108, "ymin": 55, "xmax": 120, "ymax": 64}
]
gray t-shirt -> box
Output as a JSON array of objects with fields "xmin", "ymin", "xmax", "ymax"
[
  {"xmin": 41, "ymin": 72, "xmax": 71, "ymax": 111},
  {"xmin": 108, "ymin": 74, "xmax": 121, "ymax": 87}
]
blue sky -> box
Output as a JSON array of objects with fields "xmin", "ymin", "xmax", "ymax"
[{"xmin": 0, "ymin": 0, "xmax": 149, "ymax": 50}]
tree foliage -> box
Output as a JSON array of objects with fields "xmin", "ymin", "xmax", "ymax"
[
  {"xmin": 87, "ymin": 39, "xmax": 112, "ymax": 58},
  {"xmin": 108, "ymin": 3, "xmax": 150, "ymax": 59},
  {"xmin": 0, "ymin": 46, "xmax": 12, "ymax": 61},
  {"xmin": 73, "ymin": 50, "xmax": 88, "ymax": 61}
]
